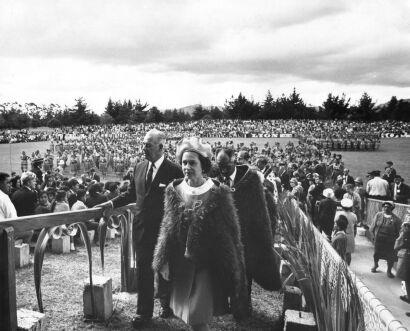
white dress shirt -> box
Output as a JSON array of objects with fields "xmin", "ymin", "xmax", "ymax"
[
  {"xmin": 147, "ymin": 155, "xmax": 165, "ymax": 182},
  {"xmin": 0, "ymin": 190, "xmax": 17, "ymax": 220}
]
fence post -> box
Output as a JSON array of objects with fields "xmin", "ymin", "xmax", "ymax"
[{"xmin": 0, "ymin": 226, "xmax": 17, "ymax": 331}]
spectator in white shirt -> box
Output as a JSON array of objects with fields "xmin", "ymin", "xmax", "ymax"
[
  {"xmin": 366, "ymin": 170, "xmax": 390, "ymax": 200},
  {"xmin": 0, "ymin": 172, "xmax": 17, "ymax": 220}
]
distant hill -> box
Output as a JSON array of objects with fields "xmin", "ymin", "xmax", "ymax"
[
  {"xmin": 174, "ymin": 104, "xmax": 223, "ymax": 115},
  {"xmin": 374, "ymin": 98, "xmax": 410, "ymax": 111}
]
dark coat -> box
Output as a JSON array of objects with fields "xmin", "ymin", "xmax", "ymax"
[
  {"xmin": 11, "ymin": 186, "xmax": 37, "ymax": 216},
  {"xmin": 390, "ymin": 182, "xmax": 410, "ymax": 204},
  {"xmin": 219, "ymin": 165, "xmax": 281, "ymax": 291},
  {"xmin": 153, "ymin": 179, "xmax": 248, "ymax": 319},
  {"xmin": 342, "ymin": 175, "xmax": 355, "ymax": 186},
  {"xmin": 317, "ymin": 198, "xmax": 338, "ymax": 235},
  {"xmin": 112, "ymin": 158, "xmax": 183, "ymax": 246},
  {"xmin": 85, "ymin": 193, "xmax": 108, "ymax": 208}
]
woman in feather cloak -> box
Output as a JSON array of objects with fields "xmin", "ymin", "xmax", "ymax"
[{"xmin": 153, "ymin": 137, "xmax": 248, "ymax": 331}]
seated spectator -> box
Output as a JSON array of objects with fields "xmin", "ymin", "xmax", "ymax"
[
  {"xmin": 35, "ymin": 191, "xmax": 51, "ymax": 214},
  {"xmin": 51, "ymin": 190, "xmax": 69, "ymax": 213},
  {"xmin": 104, "ymin": 182, "xmax": 120, "ymax": 200},
  {"xmin": 85, "ymin": 183, "xmax": 108, "ymax": 208}
]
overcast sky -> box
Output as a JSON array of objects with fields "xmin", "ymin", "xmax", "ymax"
[{"xmin": 1, "ymin": 0, "xmax": 410, "ymax": 113}]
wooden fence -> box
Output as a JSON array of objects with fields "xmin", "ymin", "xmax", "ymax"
[{"xmin": 0, "ymin": 204, "xmax": 136, "ymax": 331}]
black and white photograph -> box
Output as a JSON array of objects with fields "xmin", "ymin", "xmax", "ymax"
[{"xmin": 1, "ymin": 0, "xmax": 410, "ymax": 330}]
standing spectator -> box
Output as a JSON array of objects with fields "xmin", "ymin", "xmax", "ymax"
[
  {"xmin": 343, "ymin": 184, "xmax": 362, "ymax": 221},
  {"xmin": 0, "ymin": 172, "xmax": 17, "ymax": 220},
  {"xmin": 394, "ymin": 213, "xmax": 410, "ymax": 304},
  {"xmin": 391, "ymin": 175, "xmax": 410, "ymax": 204},
  {"xmin": 31, "ymin": 158, "xmax": 44, "ymax": 185},
  {"xmin": 342, "ymin": 168, "xmax": 355, "ymax": 186},
  {"xmin": 318, "ymin": 188, "xmax": 338, "ymax": 241},
  {"xmin": 370, "ymin": 201, "xmax": 402, "ymax": 278},
  {"xmin": 97, "ymin": 129, "xmax": 183, "ymax": 328},
  {"xmin": 354, "ymin": 177, "xmax": 367, "ymax": 227},
  {"xmin": 383, "ymin": 161, "xmax": 396, "ymax": 184},
  {"xmin": 366, "ymin": 170, "xmax": 390, "ymax": 200},
  {"xmin": 20, "ymin": 151, "xmax": 30, "ymax": 173},
  {"xmin": 310, "ymin": 175, "xmax": 325, "ymax": 226},
  {"xmin": 332, "ymin": 215, "xmax": 348, "ymax": 261},
  {"xmin": 334, "ymin": 199, "xmax": 357, "ymax": 266}
]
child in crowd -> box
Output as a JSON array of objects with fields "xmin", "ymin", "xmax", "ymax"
[
  {"xmin": 35, "ymin": 191, "xmax": 51, "ymax": 214},
  {"xmin": 332, "ymin": 215, "xmax": 348, "ymax": 262}
]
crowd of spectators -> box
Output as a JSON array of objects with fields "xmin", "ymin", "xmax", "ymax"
[{"xmin": 1, "ymin": 119, "xmax": 409, "ymax": 144}]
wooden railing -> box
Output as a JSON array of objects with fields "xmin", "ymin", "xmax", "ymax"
[{"xmin": 0, "ymin": 204, "xmax": 136, "ymax": 331}]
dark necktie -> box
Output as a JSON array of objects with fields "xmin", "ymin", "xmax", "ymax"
[
  {"xmin": 224, "ymin": 176, "xmax": 231, "ymax": 187},
  {"xmin": 146, "ymin": 163, "xmax": 154, "ymax": 188}
]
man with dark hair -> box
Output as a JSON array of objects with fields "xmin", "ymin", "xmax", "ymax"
[
  {"xmin": 391, "ymin": 175, "xmax": 410, "ymax": 204},
  {"xmin": 216, "ymin": 148, "xmax": 280, "ymax": 314},
  {"xmin": 10, "ymin": 171, "xmax": 37, "ymax": 243},
  {"xmin": 97, "ymin": 129, "xmax": 183, "ymax": 328}
]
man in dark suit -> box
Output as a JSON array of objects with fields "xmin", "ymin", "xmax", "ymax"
[
  {"xmin": 11, "ymin": 171, "xmax": 37, "ymax": 243},
  {"xmin": 342, "ymin": 168, "xmax": 355, "ymax": 187},
  {"xmin": 99, "ymin": 129, "xmax": 182, "ymax": 328},
  {"xmin": 216, "ymin": 148, "xmax": 280, "ymax": 314},
  {"xmin": 391, "ymin": 175, "xmax": 410, "ymax": 204}
]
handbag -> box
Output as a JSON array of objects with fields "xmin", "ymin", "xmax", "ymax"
[{"xmin": 396, "ymin": 249, "xmax": 410, "ymax": 280}]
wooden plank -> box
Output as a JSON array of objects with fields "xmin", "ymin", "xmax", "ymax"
[
  {"xmin": 0, "ymin": 227, "xmax": 17, "ymax": 331},
  {"xmin": 0, "ymin": 204, "xmax": 136, "ymax": 234}
]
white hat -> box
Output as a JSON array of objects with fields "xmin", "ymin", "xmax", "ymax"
[
  {"xmin": 341, "ymin": 198, "xmax": 353, "ymax": 209},
  {"xmin": 323, "ymin": 188, "xmax": 334, "ymax": 199}
]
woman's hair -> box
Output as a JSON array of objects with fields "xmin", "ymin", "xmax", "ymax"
[
  {"xmin": 88, "ymin": 183, "xmax": 102, "ymax": 197},
  {"xmin": 38, "ymin": 190, "xmax": 48, "ymax": 199},
  {"xmin": 51, "ymin": 190, "xmax": 67, "ymax": 211},
  {"xmin": 197, "ymin": 152, "xmax": 212, "ymax": 174},
  {"xmin": 336, "ymin": 215, "xmax": 348, "ymax": 231},
  {"xmin": 10, "ymin": 175, "xmax": 21, "ymax": 187},
  {"xmin": 55, "ymin": 190, "xmax": 67, "ymax": 202},
  {"xmin": 76, "ymin": 189, "xmax": 86, "ymax": 200}
]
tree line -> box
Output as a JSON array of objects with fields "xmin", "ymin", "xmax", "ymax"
[{"xmin": 1, "ymin": 89, "xmax": 409, "ymax": 129}]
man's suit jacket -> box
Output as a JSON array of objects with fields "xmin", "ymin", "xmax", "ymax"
[
  {"xmin": 112, "ymin": 158, "xmax": 183, "ymax": 246},
  {"xmin": 390, "ymin": 182, "xmax": 410, "ymax": 204},
  {"xmin": 11, "ymin": 186, "xmax": 37, "ymax": 216},
  {"xmin": 342, "ymin": 175, "xmax": 355, "ymax": 186}
]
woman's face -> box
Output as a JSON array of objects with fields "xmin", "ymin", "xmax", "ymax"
[
  {"xmin": 382, "ymin": 205, "xmax": 393, "ymax": 214},
  {"xmin": 182, "ymin": 151, "xmax": 203, "ymax": 182},
  {"xmin": 39, "ymin": 193, "xmax": 48, "ymax": 205}
]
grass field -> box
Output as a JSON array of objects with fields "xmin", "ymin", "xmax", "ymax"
[
  {"xmin": 1, "ymin": 138, "xmax": 409, "ymax": 183},
  {"xmin": 16, "ymin": 238, "xmax": 282, "ymax": 330}
]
